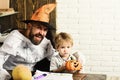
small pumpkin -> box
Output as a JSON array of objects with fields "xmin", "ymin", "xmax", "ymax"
[
  {"xmin": 65, "ymin": 60, "xmax": 82, "ymax": 71},
  {"xmin": 12, "ymin": 64, "xmax": 32, "ymax": 80}
]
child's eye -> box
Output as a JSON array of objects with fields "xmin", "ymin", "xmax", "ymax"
[
  {"xmin": 61, "ymin": 47, "xmax": 65, "ymax": 48},
  {"xmin": 67, "ymin": 46, "xmax": 70, "ymax": 48}
]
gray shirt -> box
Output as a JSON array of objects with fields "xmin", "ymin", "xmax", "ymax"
[{"xmin": 50, "ymin": 53, "xmax": 77, "ymax": 73}]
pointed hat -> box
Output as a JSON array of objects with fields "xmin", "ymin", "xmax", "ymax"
[{"xmin": 22, "ymin": 3, "xmax": 56, "ymax": 30}]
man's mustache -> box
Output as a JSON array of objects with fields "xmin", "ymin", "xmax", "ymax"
[{"xmin": 34, "ymin": 33, "xmax": 43, "ymax": 38}]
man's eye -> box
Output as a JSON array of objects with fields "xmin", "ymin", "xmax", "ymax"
[
  {"xmin": 36, "ymin": 26, "xmax": 41, "ymax": 29},
  {"xmin": 44, "ymin": 28, "xmax": 48, "ymax": 31}
]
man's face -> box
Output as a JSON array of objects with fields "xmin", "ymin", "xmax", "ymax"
[{"xmin": 29, "ymin": 24, "xmax": 48, "ymax": 45}]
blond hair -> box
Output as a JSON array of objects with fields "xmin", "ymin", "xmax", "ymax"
[{"xmin": 55, "ymin": 32, "xmax": 73, "ymax": 49}]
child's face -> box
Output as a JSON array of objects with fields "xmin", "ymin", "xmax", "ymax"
[{"xmin": 57, "ymin": 42, "xmax": 72, "ymax": 58}]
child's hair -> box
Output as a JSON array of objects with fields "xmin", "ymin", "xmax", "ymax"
[{"xmin": 55, "ymin": 32, "xmax": 73, "ymax": 49}]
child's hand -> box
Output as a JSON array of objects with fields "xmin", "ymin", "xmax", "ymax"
[
  {"xmin": 62, "ymin": 62, "xmax": 66, "ymax": 67},
  {"xmin": 60, "ymin": 62, "xmax": 66, "ymax": 70}
]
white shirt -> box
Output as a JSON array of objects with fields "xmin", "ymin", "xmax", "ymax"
[{"xmin": 0, "ymin": 30, "xmax": 55, "ymax": 71}]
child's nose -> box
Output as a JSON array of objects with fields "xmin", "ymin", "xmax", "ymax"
[{"xmin": 64, "ymin": 49, "xmax": 68, "ymax": 53}]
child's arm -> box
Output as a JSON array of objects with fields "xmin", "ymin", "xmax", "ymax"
[
  {"xmin": 73, "ymin": 51, "xmax": 85, "ymax": 65},
  {"xmin": 51, "ymin": 64, "xmax": 66, "ymax": 73},
  {"xmin": 73, "ymin": 51, "xmax": 85, "ymax": 73},
  {"xmin": 51, "ymin": 63, "xmax": 77, "ymax": 73},
  {"xmin": 50, "ymin": 56, "xmax": 66, "ymax": 73}
]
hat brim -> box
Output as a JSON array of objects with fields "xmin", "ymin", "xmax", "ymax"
[{"xmin": 22, "ymin": 20, "xmax": 56, "ymax": 30}]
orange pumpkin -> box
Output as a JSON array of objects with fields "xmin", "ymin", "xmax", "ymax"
[{"xmin": 65, "ymin": 60, "xmax": 82, "ymax": 71}]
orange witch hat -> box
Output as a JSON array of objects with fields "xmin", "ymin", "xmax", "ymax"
[{"xmin": 22, "ymin": 3, "xmax": 56, "ymax": 30}]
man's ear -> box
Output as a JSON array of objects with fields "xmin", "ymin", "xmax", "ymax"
[{"xmin": 27, "ymin": 23, "xmax": 32, "ymax": 29}]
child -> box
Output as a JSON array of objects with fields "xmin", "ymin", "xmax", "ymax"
[{"xmin": 50, "ymin": 32, "xmax": 85, "ymax": 73}]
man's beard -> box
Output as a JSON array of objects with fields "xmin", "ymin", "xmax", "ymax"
[{"xmin": 29, "ymin": 33, "xmax": 44, "ymax": 45}]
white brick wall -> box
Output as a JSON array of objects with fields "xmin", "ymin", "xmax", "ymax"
[{"xmin": 56, "ymin": 0, "xmax": 120, "ymax": 76}]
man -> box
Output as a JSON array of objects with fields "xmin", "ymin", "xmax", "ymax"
[{"xmin": 0, "ymin": 3, "xmax": 56, "ymax": 77}]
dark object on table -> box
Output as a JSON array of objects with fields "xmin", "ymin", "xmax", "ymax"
[{"xmin": 34, "ymin": 58, "xmax": 50, "ymax": 72}]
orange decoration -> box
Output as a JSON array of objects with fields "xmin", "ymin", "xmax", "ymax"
[
  {"xmin": 65, "ymin": 60, "xmax": 82, "ymax": 71},
  {"xmin": 12, "ymin": 64, "xmax": 32, "ymax": 80},
  {"xmin": 31, "ymin": 3, "xmax": 56, "ymax": 23}
]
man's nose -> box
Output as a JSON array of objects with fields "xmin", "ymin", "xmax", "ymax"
[
  {"xmin": 40, "ymin": 29, "xmax": 45, "ymax": 36},
  {"xmin": 39, "ymin": 29, "xmax": 45, "ymax": 35}
]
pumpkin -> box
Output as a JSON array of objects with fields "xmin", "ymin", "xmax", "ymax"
[
  {"xmin": 12, "ymin": 64, "xmax": 32, "ymax": 80},
  {"xmin": 65, "ymin": 60, "xmax": 82, "ymax": 71}
]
